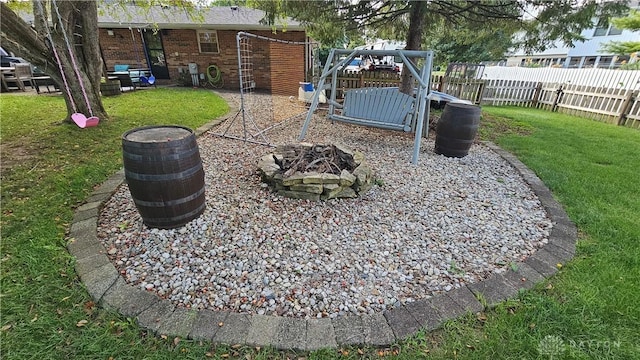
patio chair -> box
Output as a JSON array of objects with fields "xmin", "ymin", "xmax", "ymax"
[{"xmin": 11, "ymin": 63, "xmax": 34, "ymax": 91}]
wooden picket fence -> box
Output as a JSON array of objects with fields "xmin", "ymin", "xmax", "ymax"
[
  {"xmin": 433, "ymin": 75, "xmax": 485, "ymax": 104},
  {"xmin": 334, "ymin": 71, "xmax": 401, "ymax": 98},
  {"xmin": 331, "ymin": 69, "xmax": 640, "ymax": 128},
  {"xmin": 481, "ymin": 79, "xmax": 540, "ymax": 107},
  {"xmin": 482, "ymin": 66, "xmax": 640, "ymax": 90},
  {"xmin": 334, "ymin": 71, "xmax": 485, "ymax": 103},
  {"xmin": 482, "ymin": 79, "xmax": 640, "ymax": 128}
]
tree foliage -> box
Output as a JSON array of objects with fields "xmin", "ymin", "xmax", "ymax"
[
  {"xmin": 612, "ymin": 8, "xmax": 640, "ymax": 30},
  {"xmin": 422, "ymin": 19, "xmax": 517, "ymax": 66},
  {"xmin": 252, "ymin": 1, "xmax": 521, "ymax": 46},
  {"xmin": 251, "ymin": 0, "xmax": 630, "ymax": 54},
  {"xmin": 516, "ymin": 0, "xmax": 627, "ymax": 50},
  {"xmin": 1, "ymin": 1, "xmax": 106, "ymax": 122},
  {"xmin": 601, "ymin": 9, "xmax": 640, "ymax": 55},
  {"xmin": 0, "ymin": 0, "xmax": 206, "ymax": 123},
  {"xmin": 250, "ymin": 0, "xmax": 629, "ymax": 92}
]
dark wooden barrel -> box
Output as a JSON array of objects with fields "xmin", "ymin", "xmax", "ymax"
[
  {"xmin": 434, "ymin": 102, "xmax": 481, "ymax": 158},
  {"xmin": 122, "ymin": 125, "xmax": 205, "ymax": 229}
]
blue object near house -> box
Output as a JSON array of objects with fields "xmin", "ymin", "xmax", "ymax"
[{"xmin": 299, "ymin": 82, "xmax": 313, "ymax": 92}]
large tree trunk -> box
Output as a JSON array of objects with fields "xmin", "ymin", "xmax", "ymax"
[
  {"xmin": 1, "ymin": 1, "xmax": 106, "ymax": 123},
  {"xmin": 400, "ymin": 1, "xmax": 428, "ymax": 94}
]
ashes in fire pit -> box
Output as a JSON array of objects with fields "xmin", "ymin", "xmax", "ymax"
[{"xmin": 258, "ymin": 143, "xmax": 374, "ymax": 200}]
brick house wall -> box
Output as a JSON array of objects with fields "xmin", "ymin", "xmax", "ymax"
[
  {"xmin": 99, "ymin": 28, "xmax": 306, "ymax": 95},
  {"xmin": 100, "ymin": 28, "xmax": 146, "ymax": 69},
  {"xmin": 269, "ymin": 40, "xmax": 306, "ymax": 96}
]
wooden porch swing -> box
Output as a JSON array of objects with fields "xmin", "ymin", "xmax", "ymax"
[{"xmin": 299, "ymin": 48, "xmax": 434, "ymax": 164}]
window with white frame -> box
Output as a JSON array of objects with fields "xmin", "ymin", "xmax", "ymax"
[{"xmin": 198, "ymin": 30, "xmax": 219, "ymax": 53}]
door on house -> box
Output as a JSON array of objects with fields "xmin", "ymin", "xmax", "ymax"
[{"xmin": 142, "ymin": 30, "xmax": 170, "ymax": 79}]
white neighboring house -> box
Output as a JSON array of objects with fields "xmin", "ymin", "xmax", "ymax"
[{"xmin": 506, "ymin": 1, "xmax": 639, "ymax": 68}]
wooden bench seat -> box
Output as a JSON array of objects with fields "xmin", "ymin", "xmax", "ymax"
[{"xmin": 329, "ymin": 87, "xmax": 415, "ymax": 132}]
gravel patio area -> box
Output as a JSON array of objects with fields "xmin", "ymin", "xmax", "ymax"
[{"xmin": 97, "ymin": 91, "xmax": 552, "ymax": 319}]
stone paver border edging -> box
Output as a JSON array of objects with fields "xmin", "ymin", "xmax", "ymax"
[{"xmin": 68, "ymin": 122, "xmax": 577, "ymax": 350}]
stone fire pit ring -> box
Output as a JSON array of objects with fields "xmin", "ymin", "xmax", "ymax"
[{"xmin": 258, "ymin": 143, "xmax": 374, "ymax": 200}]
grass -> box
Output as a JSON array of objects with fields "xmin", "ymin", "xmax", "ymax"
[{"xmin": 1, "ymin": 91, "xmax": 639, "ymax": 359}]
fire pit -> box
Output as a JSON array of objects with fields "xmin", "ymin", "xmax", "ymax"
[{"xmin": 258, "ymin": 143, "xmax": 374, "ymax": 200}]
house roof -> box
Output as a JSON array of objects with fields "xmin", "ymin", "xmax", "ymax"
[{"xmin": 98, "ymin": 5, "xmax": 304, "ymax": 31}]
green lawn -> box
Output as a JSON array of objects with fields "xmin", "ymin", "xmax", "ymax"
[{"xmin": 1, "ymin": 91, "xmax": 638, "ymax": 359}]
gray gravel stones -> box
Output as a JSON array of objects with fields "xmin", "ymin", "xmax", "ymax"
[{"xmin": 97, "ymin": 93, "xmax": 552, "ymax": 319}]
